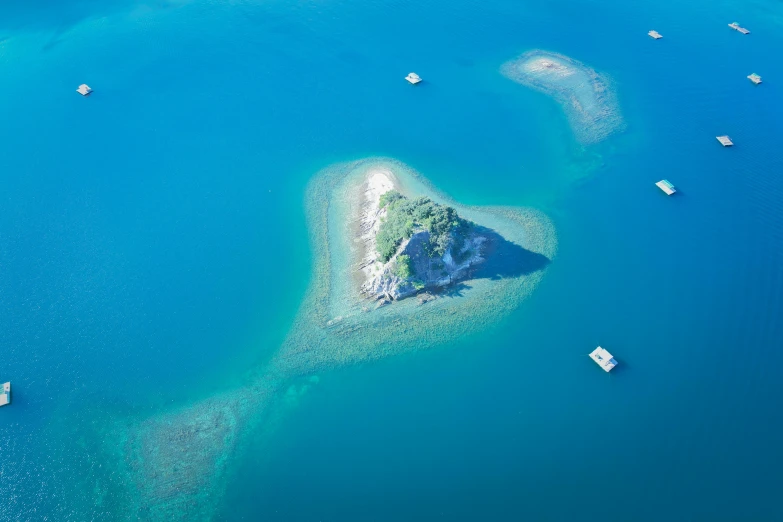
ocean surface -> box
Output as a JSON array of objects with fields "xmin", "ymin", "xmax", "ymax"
[{"xmin": 1, "ymin": 0, "xmax": 783, "ymax": 520}]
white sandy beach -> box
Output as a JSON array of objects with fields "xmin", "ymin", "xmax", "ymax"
[{"xmin": 358, "ymin": 169, "xmax": 395, "ymax": 284}]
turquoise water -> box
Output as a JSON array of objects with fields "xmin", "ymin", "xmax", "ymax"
[{"xmin": 2, "ymin": 0, "xmax": 783, "ymax": 520}]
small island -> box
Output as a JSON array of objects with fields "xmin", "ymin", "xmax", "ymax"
[
  {"xmin": 360, "ymin": 188, "xmax": 485, "ymax": 301},
  {"xmin": 103, "ymin": 159, "xmax": 557, "ymax": 520}
]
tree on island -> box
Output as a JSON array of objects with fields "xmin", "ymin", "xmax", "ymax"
[{"xmin": 376, "ymin": 191, "xmax": 467, "ymax": 262}]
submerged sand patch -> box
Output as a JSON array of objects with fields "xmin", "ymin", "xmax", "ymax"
[
  {"xmin": 502, "ymin": 50, "xmax": 624, "ymax": 144},
  {"xmin": 274, "ymin": 158, "xmax": 557, "ymax": 374},
  {"xmin": 89, "ymin": 158, "xmax": 557, "ymax": 520}
]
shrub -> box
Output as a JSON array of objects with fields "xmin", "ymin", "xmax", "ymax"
[
  {"xmin": 376, "ymin": 192, "xmax": 468, "ymax": 262},
  {"xmin": 394, "ymin": 254, "xmax": 414, "ymax": 278},
  {"xmin": 379, "ymin": 190, "xmax": 405, "ymax": 209}
]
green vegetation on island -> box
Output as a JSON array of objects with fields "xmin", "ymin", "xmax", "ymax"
[
  {"xmin": 101, "ymin": 160, "xmax": 556, "ymax": 520},
  {"xmin": 393, "ymin": 254, "xmax": 414, "ymax": 278},
  {"xmin": 376, "ymin": 190, "xmax": 468, "ymax": 262}
]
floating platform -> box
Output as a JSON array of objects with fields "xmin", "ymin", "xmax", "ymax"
[
  {"xmin": 589, "ymin": 347, "xmax": 617, "ymax": 372},
  {"xmin": 728, "ymin": 22, "xmax": 750, "ymax": 34},
  {"xmin": 748, "ymin": 73, "xmax": 762, "ymax": 85},
  {"xmin": 76, "ymin": 84, "xmax": 93, "ymax": 96},
  {"xmin": 716, "ymin": 135, "xmax": 734, "ymax": 147},
  {"xmin": 648, "ymin": 30, "xmax": 663, "ymax": 39},
  {"xmin": 656, "ymin": 179, "xmax": 676, "ymax": 195},
  {"xmin": 0, "ymin": 382, "xmax": 10, "ymax": 407},
  {"xmin": 405, "ymin": 73, "xmax": 422, "ymax": 85}
]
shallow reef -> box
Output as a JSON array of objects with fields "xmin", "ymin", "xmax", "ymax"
[
  {"xmin": 273, "ymin": 158, "xmax": 557, "ymax": 376},
  {"xmin": 86, "ymin": 158, "xmax": 557, "ymax": 520},
  {"xmin": 501, "ymin": 50, "xmax": 624, "ymax": 144}
]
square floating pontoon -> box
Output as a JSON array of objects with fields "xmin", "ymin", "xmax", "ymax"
[
  {"xmin": 717, "ymin": 135, "xmax": 734, "ymax": 147},
  {"xmin": 589, "ymin": 347, "xmax": 617, "ymax": 372},
  {"xmin": 728, "ymin": 22, "xmax": 750, "ymax": 34},
  {"xmin": 0, "ymin": 382, "xmax": 10, "ymax": 407},
  {"xmin": 656, "ymin": 179, "xmax": 676, "ymax": 195},
  {"xmin": 405, "ymin": 73, "xmax": 422, "ymax": 85}
]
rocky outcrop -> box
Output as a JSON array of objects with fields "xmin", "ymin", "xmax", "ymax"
[
  {"xmin": 355, "ymin": 170, "xmax": 489, "ymax": 303},
  {"xmin": 361, "ymin": 221, "xmax": 486, "ymax": 301}
]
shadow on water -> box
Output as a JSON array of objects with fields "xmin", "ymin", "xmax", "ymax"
[
  {"xmin": 434, "ymin": 226, "xmax": 550, "ymax": 300},
  {"xmin": 440, "ymin": 281, "xmax": 472, "ymax": 298},
  {"xmin": 608, "ymin": 357, "xmax": 628, "ymax": 375},
  {"xmin": 584, "ymin": 355, "xmax": 628, "ymax": 376},
  {"xmin": 472, "ymin": 225, "xmax": 551, "ymax": 280}
]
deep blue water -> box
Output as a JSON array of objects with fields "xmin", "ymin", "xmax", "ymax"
[{"xmin": 1, "ymin": 0, "xmax": 783, "ymax": 520}]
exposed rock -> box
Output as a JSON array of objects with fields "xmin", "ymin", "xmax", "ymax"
[{"xmin": 358, "ymin": 174, "xmax": 487, "ymax": 302}]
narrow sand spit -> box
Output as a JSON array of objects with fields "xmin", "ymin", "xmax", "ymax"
[
  {"xmin": 358, "ymin": 169, "xmax": 396, "ymax": 285},
  {"xmin": 94, "ymin": 158, "xmax": 556, "ymax": 521}
]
